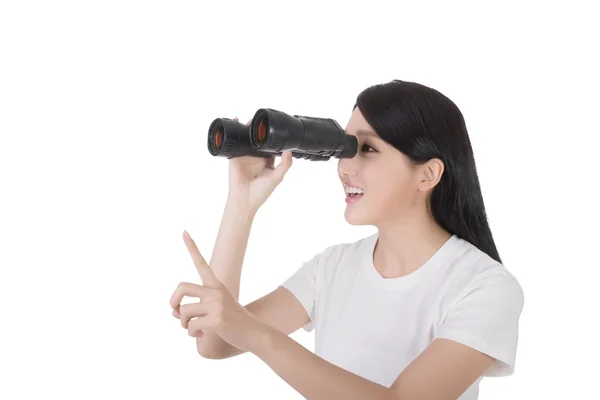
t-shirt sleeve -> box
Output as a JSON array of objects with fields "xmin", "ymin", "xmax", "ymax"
[
  {"xmin": 434, "ymin": 269, "xmax": 525, "ymax": 377},
  {"xmin": 278, "ymin": 250, "xmax": 324, "ymax": 332}
]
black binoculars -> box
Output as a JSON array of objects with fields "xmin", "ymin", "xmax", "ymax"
[{"xmin": 207, "ymin": 108, "xmax": 358, "ymax": 161}]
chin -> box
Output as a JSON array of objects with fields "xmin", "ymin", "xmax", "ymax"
[
  {"xmin": 344, "ymin": 206, "xmax": 376, "ymax": 226},
  {"xmin": 344, "ymin": 194, "xmax": 390, "ymax": 226}
]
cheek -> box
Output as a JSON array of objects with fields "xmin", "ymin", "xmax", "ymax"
[{"xmin": 368, "ymin": 174, "xmax": 413, "ymax": 206}]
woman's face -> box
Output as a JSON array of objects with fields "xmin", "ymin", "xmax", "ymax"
[{"xmin": 338, "ymin": 107, "xmax": 425, "ymax": 227}]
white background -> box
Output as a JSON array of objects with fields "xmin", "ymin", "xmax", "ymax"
[{"xmin": 1, "ymin": 1, "xmax": 598, "ymax": 399}]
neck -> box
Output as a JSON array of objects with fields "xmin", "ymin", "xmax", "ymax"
[{"xmin": 373, "ymin": 207, "xmax": 452, "ymax": 278}]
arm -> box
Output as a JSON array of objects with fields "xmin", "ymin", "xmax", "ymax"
[
  {"xmin": 198, "ymin": 197, "xmax": 309, "ymax": 359},
  {"xmin": 204, "ymin": 286, "xmax": 311, "ymax": 359},
  {"xmin": 195, "ymin": 146, "xmax": 294, "ymax": 359},
  {"xmin": 250, "ymin": 326, "xmax": 494, "ymax": 400},
  {"xmin": 195, "ymin": 196, "xmax": 254, "ymax": 358},
  {"xmin": 389, "ymin": 338, "xmax": 494, "ymax": 399}
]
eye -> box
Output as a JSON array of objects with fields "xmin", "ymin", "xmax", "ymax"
[{"xmin": 361, "ymin": 143, "xmax": 377, "ymax": 153}]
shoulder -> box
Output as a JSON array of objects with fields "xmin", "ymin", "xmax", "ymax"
[
  {"xmin": 307, "ymin": 233, "xmax": 376, "ymax": 267},
  {"xmin": 299, "ymin": 233, "xmax": 376, "ymax": 282},
  {"xmin": 447, "ymin": 236, "xmax": 523, "ymax": 293},
  {"xmin": 443, "ymin": 235, "xmax": 525, "ymax": 317}
]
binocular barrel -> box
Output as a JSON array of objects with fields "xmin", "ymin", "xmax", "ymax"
[{"xmin": 207, "ymin": 108, "xmax": 358, "ymax": 161}]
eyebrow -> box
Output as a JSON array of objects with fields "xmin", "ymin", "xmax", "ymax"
[{"xmin": 352, "ymin": 129, "xmax": 379, "ymax": 138}]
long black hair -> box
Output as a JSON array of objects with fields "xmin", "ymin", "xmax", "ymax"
[{"xmin": 354, "ymin": 79, "xmax": 502, "ymax": 264}]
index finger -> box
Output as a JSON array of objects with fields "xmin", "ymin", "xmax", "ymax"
[{"xmin": 182, "ymin": 230, "xmax": 216, "ymax": 285}]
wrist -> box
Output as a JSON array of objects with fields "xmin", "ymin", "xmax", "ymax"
[
  {"xmin": 226, "ymin": 192, "xmax": 259, "ymax": 217},
  {"xmin": 248, "ymin": 320, "xmax": 275, "ymax": 357}
]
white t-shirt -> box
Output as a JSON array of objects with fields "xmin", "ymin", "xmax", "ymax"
[{"xmin": 279, "ymin": 233, "xmax": 524, "ymax": 400}]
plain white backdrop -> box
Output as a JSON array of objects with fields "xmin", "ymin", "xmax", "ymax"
[{"xmin": 1, "ymin": 1, "xmax": 598, "ymax": 399}]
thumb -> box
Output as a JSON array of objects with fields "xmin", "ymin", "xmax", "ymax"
[{"xmin": 269, "ymin": 151, "xmax": 293, "ymax": 183}]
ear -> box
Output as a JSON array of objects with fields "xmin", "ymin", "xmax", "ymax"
[{"xmin": 417, "ymin": 158, "xmax": 444, "ymax": 192}]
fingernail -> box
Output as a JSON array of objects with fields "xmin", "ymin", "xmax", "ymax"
[{"xmin": 184, "ymin": 231, "xmax": 191, "ymax": 240}]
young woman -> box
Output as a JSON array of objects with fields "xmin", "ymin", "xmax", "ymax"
[{"xmin": 170, "ymin": 79, "xmax": 524, "ymax": 400}]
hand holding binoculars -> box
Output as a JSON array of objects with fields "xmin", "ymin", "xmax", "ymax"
[{"xmin": 207, "ymin": 108, "xmax": 358, "ymax": 161}]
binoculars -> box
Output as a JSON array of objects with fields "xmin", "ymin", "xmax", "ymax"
[{"xmin": 207, "ymin": 108, "xmax": 358, "ymax": 161}]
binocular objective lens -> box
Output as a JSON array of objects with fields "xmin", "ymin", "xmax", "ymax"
[
  {"xmin": 214, "ymin": 129, "xmax": 223, "ymax": 149},
  {"xmin": 209, "ymin": 121, "xmax": 224, "ymax": 155},
  {"xmin": 257, "ymin": 120, "xmax": 267, "ymax": 145}
]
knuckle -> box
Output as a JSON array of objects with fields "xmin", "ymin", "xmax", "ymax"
[{"xmin": 187, "ymin": 318, "xmax": 196, "ymax": 332}]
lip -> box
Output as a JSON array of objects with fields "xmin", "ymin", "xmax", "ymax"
[{"xmin": 345, "ymin": 192, "xmax": 364, "ymax": 204}]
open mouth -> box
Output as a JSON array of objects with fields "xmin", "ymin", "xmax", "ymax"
[{"xmin": 344, "ymin": 184, "xmax": 365, "ymax": 201}]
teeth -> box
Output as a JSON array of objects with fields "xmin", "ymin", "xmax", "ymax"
[{"xmin": 344, "ymin": 184, "xmax": 364, "ymax": 195}]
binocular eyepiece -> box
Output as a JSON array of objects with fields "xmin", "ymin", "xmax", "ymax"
[{"xmin": 207, "ymin": 108, "xmax": 358, "ymax": 161}]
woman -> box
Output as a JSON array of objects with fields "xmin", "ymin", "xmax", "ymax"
[{"xmin": 170, "ymin": 79, "xmax": 524, "ymax": 400}]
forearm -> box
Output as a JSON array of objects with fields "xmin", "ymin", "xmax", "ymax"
[
  {"xmin": 198, "ymin": 196, "xmax": 256, "ymax": 357},
  {"xmin": 251, "ymin": 324, "xmax": 396, "ymax": 400},
  {"xmin": 208, "ymin": 195, "xmax": 256, "ymax": 300}
]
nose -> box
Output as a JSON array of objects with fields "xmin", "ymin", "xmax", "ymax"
[{"xmin": 338, "ymin": 156, "xmax": 357, "ymax": 178}]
